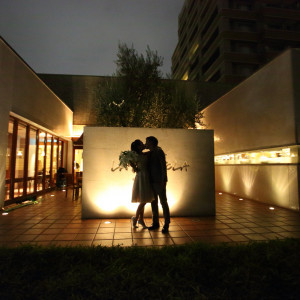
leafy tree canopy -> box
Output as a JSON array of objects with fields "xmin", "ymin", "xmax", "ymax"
[{"xmin": 95, "ymin": 43, "xmax": 203, "ymax": 128}]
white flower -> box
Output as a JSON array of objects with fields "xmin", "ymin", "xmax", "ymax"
[{"xmin": 119, "ymin": 150, "xmax": 139, "ymax": 170}]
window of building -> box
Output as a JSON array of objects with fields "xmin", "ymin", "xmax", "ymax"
[
  {"xmin": 202, "ymin": 48, "xmax": 220, "ymax": 74},
  {"xmin": 5, "ymin": 119, "xmax": 14, "ymax": 201},
  {"xmin": 27, "ymin": 128, "xmax": 37, "ymax": 194},
  {"xmin": 202, "ymin": 28, "xmax": 219, "ymax": 55},
  {"xmin": 189, "ymin": 25, "xmax": 198, "ymax": 43},
  {"xmin": 232, "ymin": 63, "xmax": 258, "ymax": 76},
  {"xmin": 190, "ymin": 57, "xmax": 199, "ymax": 73},
  {"xmin": 230, "ymin": 41, "xmax": 257, "ymax": 53},
  {"xmin": 14, "ymin": 123, "xmax": 26, "ymax": 198},
  {"xmin": 229, "ymin": 0, "xmax": 253, "ymax": 11},
  {"xmin": 5, "ymin": 116, "xmax": 67, "ymax": 205},
  {"xmin": 208, "ymin": 70, "xmax": 221, "ymax": 82},
  {"xmin": 230, "ymin": 19, "xmax": 257, "ymax": 32},
  {"xmin": 201, "ymin": 7, "xmax": 218, "ymax": 38}
]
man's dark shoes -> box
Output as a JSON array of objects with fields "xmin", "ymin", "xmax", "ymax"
[
  {"xmin": 162, "ymin": 225, "xmax": 169, "ymax": 234},
  {"xmin": 148, "ymin": 224, "xmax": 160, "ymax": 230}
]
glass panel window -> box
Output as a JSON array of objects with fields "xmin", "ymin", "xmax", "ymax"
[
  {"xmin": 27, "ymin": 128, "xmax": 37, "ymax": 194},
  {"xmin": 37, "ymin": 131, "xmax": 46, "ymax": 191},
  {"xmin": 52, "ymin": 138, "xmax": 58, "ymax": 184},
  {"xmin": 58, "ymin": 140, "xmax": 62, "ymax": 168},
  {"xmin": 14, "ymin": 123, "xmax": 26, "ymax": 198},
  {"xmin": 45, "ymin": 134, "xmax": 52, "ymax": 189},
  {"xmin": 5, "ymin": 119, "xmax": 14, "ymax": 200}
]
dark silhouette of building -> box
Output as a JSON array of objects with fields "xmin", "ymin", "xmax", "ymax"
[{"xmin": 172, "ymin": 0, "xmax": 300, "ymax": 84}]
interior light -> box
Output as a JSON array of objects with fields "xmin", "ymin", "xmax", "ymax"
[
  {"xmin": 269, "ymin": 207, "xmax": 275, "ymax": 210},
  {"xmin": 50, "ymin": 194, "xmax": 55, "ymax": 197}
]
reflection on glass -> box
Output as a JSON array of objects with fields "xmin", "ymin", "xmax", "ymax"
[
  {"xmin": 45, "ymin": 134, "xmax": 52, "ymax": 188},
  {"xmin": 14, "ymin": 123, "xmax": 26, "ymax": 198},
  {"xmin": 53, "ymin": 138, "xmax": 58, "ymax": 184},
  {"xmin": 37, "ymin": 131, "xmax": 46, "ymax": 191},
  {"xmin": 27, "ymin": 128, "xmax": 37, "ymax": 194},
  {"xmin": 58, "ymin": 140, "xmax": 62, "ymax": 168},
  {"xmin": 5, "ymin": 119, "xmax": 14, "ymax": 200}
]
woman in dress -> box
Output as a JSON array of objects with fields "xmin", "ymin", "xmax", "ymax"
[{"xmin": 130, "ymin": 139, "xmax": 154, "ymax": 229}]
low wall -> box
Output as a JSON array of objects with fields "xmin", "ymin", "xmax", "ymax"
[
  {"xmin": 215, "ymin": 165, "xmax": 299, "ymax": 211},
  {"xmin": 82, "ymin": 127, "xmax": 215, "ymax": 218}
]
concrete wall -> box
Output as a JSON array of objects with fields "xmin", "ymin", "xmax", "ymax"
[
  {"xmin": 82, "ymin": 127, "xmax": 215, "ymax": 218},
  {"xmin": 0, "ymin": 38, "xmax": 73, "ymax": 207},
  {"xmin": 215, "ymin": 165, "xmax": 299, "ymax": 211},
  {"xmin": 202, "ymin": 49, "xmax": 300, "ymax": 211},
  {"xmin": 203, "ymin": 49, "xmax": 297, "ymax": 155}
]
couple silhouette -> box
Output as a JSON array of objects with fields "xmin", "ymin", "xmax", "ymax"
[{"xmin": 130, "ymin": 136, "xmax": 170, "ymax": 233}]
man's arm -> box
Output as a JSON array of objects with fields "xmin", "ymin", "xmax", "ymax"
[{"xmin": 158, "ymin": 148, "xmax": 168, "ymax": 183}]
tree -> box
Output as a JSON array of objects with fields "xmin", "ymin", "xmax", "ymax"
[{"xmin": 94, "ymin": 43, "xmax": 203, "ymax": 128}]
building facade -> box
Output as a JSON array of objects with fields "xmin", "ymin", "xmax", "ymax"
[
  {"xmin": 172, "ymin": 0, "xmax": 300, "ymax": 84},
  {"xmin": 0, "ymin": 37, "xmax": 73, "ymax": 208},
  {"xmin": 202, "ymin": 48, "xmax": 300, "ymax": 211}
]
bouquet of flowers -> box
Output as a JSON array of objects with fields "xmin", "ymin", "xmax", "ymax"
[{"xmin": 119, "ymin": 150, "xmax": 139, "ymax": 171}]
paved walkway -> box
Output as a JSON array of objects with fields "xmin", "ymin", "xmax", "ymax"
[{"xmin": 1, "ymin": 191, "xmax": 300, "ymax": 247}]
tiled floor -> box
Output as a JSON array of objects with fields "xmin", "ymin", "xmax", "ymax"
[{"xmin": 1, "ymin": 191, "xmax": 300, "ymax": 247}]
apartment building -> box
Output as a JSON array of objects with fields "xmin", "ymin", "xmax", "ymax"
[{"xmin": 172, "ymin": 0, "xmax": 300, "ymax": 84}]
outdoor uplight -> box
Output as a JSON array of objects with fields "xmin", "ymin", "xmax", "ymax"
[
  {"xmin": 239, "ymin": 198, "xmax": 243, "ymax": 201},
  {"xmin": 218, "ymin": 192, "xmax": 222, "ymax": 195},
  {"xmin": 269, "ymin": 207, "xmax": 275, "ymax": 210},
  {"xmin": 50, "ymin": 194, "xmax": 55, "ymax": 197},
  {"xmin": 104, "ymin": 221, "xmax": 112, "ymax": 224},
  {"xmin": 2, "ymin": 212, "xmax": 8, "ymax": 215}
]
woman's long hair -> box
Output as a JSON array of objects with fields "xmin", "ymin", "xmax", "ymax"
[{"xmin": 131, "ymin": 139, "xmax": 143, "ymax": 154}]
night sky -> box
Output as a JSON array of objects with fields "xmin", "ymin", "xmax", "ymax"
[{"xmin": 0, "ymin": 0, "xmax": 184, "ymax": 77}]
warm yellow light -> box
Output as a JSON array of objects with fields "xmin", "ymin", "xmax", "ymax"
[
  {"xmin": 182, "ymin": 71, "xmax": 188, "ymax": 81},
  {"xmin": 2, "ymin": 212, "xmax": 8, "ymax": 215},
  {"xmin": 239, "ymin": 198, "xmax": 243, "ymax": 201},
  {"xmin": 218, "ymin": 192, "xmax": 222, "ymax": 195},
  {"xmin": 269, "ymin": 207, "xmax": 275, "ymax": 210},
  {"xmin": 93, "ymin": 183, "xmax": 177, "ymax": 216}
]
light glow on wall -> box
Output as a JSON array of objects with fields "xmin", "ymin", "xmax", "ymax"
[
  {"xmin": 82, "ymin": 127, "xmax": 215, "ymax": 218},
  {"xmin": 215, "ymin": 145, "xmax": 298, "ymax": 165}
]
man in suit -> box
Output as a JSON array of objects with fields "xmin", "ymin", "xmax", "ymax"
[{"xmin": 145, "ymin": 136, "xmax": 170, "ymax": 233}]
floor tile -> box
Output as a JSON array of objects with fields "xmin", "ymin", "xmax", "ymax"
[
  {"xmin": 113, "ymin": 239, "xmax": 133, "ymax": 247},
  {"xmin": 153, "ymin": 238, "xmax": 174, "ymax": 246},
  {"xmin": 55, "ymin": 233, "xmax": 78, "ymax": 241},
  {"xmin": 92, "ymin": 240, "xmax": 113, "ymax": 247},
  {"xmin": 114, "ymin": 233, "xmax": 132, "ymax": 239},
  {"xmin": 172, "ymin": 237, "xmax": 193, "ymax": 244},
  {"xmin": 133, "ymin": 238, "xmax": 153, "ymax": 246},
  {"xmin": 2, "ymin": 190, "xmax": 300, "ymax": 248},
  {"xmin": 228, "ymin": 235, "xmax": 250, "ymax": 242},
  {"xmin": 34, "ymin": 234, "xmax": 57, "ymax": 241},
  {"xmin": 95, "ymin": 233, "xmax": 114, "ymax": 240},
  {"xmin": 75, "ymin": 233, "xmax": 95, "ymax": 241}
]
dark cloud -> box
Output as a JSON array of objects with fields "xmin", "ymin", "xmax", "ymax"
[{"xmin": 0, "ymin": 0, "xmax": 184, "ymax": 76}]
